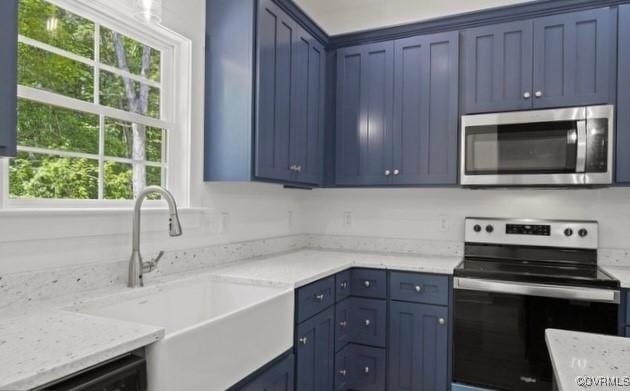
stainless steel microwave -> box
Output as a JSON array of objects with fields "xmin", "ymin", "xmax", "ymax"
[{"xmin": 460, "ymin": 105, "xmax": 614, "ymax": 186}]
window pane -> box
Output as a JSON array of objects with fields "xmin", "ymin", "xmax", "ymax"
[
  {"xmin": 19, "ymin": 0, "xmax": 94, "ymax": 59},
  {"xmin": 100, "ymin": 70, "xmax": 160, "ymax": 118},
  {"xmin": 9, "ymin": 152, "xmax": 98, "ymax": 199},
  {"xmin": 104, "ymin": 118, "xmax": 164, "ymax": 162},
  {"xmin": 100, "ymin": 26, "xmax": 161, "ymax": 82},
  {"xmin": 18, "ymin": 42, "xmax": 94, "ymax": 101},
  {"xmin": 17, "ymin": 99, "xmax": 99, "ymax": 154},
  {"xmin": 146, "ymin": 166, "xmax": 163, "ymax": 200},
  {"xmin": 104, "ymin": 161, "xmax": 133, "ymax": 200}
]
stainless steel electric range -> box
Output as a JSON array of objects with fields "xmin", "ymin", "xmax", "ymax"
[{"xmin": 453, "ymin": 218, "xmax": 620, "ymax": 391}]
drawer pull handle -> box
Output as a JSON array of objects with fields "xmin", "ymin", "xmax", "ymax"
[
  {"xmin": 364, "ymin": 366, "xmax": 370, "ymax": 374},
  {"xmin": 364, "ymin": 280, "xmax": 371, "ymax": 288},
  {"xmin": 415, "ymin": 285, "xmax": 422, "ymax": 293},
  {"xmin": 299, "ymin": 337, "xmax": 308, "ymax": 345},
  {"xmin": 438, "ymin": 318, "xmax": 446, "ymax": 326},
  {"xmin": 315, "ymin": 293, "xmax": 325, "ymax": 301},
  {"xmin": 339, "ymin": 321, "xmax": 347, "ymax": 328},
  {"xmin": 340, "ymin": 281, "xmax": 348, "ymax": 289},
  {"xmin": 364, "ymin": 319, "xmax": 371, "ymax": 327},
  {"xmin": 339, "ymin": 369, "xmax": 347, "ymax": 376}
]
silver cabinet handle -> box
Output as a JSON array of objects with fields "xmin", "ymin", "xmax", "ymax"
[
  {"xmin": 315, "ymin": 293, "xmax": 325, "ymax": 302},
  {"xmin": 289, "ymin": 164, "xmax": 302, "ymax": 172},
  {"xmin": 535, "ymin": 91, "xmax": 543, "ymax": 98},
  {"xmin": 385, "ymin": 170, "xmax": 391, "ymax": 176},
  {"xmin": 339, "ymin": 321, "xmax": 347, "ymax": 328},
  {"xmin": 523, "ymin": 91, "xmax": 531, "ymax": 99},
  {"xmin": 340, "ymin": 281, "xmax": 348, "ymax": 289},
  {"xmin": 295, "ymin": 165, "xmax": 302, "ymax": 172},
  {"xmin": 364, "ymin": 319, "xmax": 371, "ymax": 327},
  {"xmin": 299, "ymin": 337, "xmax": 308, "ymax": 344},
  {"xmin": 364, "ymin": 366, "xmax": 370, "ymax": 374},
  {"xmin": 438, "ymin": 318, "xmax": 446, "ymax": 325},
  {"xmin": 393, "ymin": 169, "xmax": 400, "ymax": 175},
  {"xmin": 364, "ymin": 280, "xmax": 371, "ymax": 288},
  {"xmin": 339, "ymin": 369, "xmax": 347, "ymax": 376},
  {"xmin": 415, "ymin": 285, "xmax": 422, "ymax": 293},
  {"xmin": 289, "ymin": 165, "xmax": 296, "ymax": 171}
]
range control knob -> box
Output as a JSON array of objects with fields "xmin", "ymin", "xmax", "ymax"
[
  {"xmin": 564, "ymin": 228, "xmax": 574, "ymax": 237},
  {"xmin": 486, "ymin": 225, "xmax": 494, "ymax": 233},
  {"xmin": 578, "ymin": 228, "xmax": 588, "ymax": 238},
  {"xmin": 473, "ymin": 224, "xmax": 482, "ymax": 233}
]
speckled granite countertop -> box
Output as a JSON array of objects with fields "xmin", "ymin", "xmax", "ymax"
[
  {"xmin": 546, "ymin": 329, "xmax": 630, "ymax": 391},
  {"xmin": 0, "ymin": 249, "xmax": 461, "ymax": 391},
  {"xmin": 601, "ymin": 266, "xmax": 630, "ymax": 289}
]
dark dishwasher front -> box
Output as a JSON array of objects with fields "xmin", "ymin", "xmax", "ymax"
[{"xmin": 453, "ymin": 288, "xmax": 618, "ymax": 391}]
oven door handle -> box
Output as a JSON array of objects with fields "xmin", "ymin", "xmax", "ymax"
[
  {"xmin": 576, "ymin": 120, "xmax": 587, "ymax": 173},
  {"xmin": 454, "ymin": 277, "xmax": 619, "ymax": 304}
]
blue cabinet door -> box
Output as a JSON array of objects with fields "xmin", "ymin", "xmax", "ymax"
[
  {"xmin": 392, "ymin": 32, "xmax": 459, "ymax": 185},
  {"xmin": 532, "ymin": 8, "xmax": 612, "ymax": 108},
  {"xmin": 0, "ymin": 0, "xmax": 17, "ymax": 157},
  {"xmin": 462, "ymin": 20, "xmax": 533, "ymax": 114},
  {"xmin": 235, "ymin": 353, "xmax": 295, "ymax": 391},
  {"xmin": 335, "ymin": 344, "xmax": 386, "ymax": 391},
  {"xmin": 296, "ymin": 307, "xmax": 334, "ymax": 391},
  {"xmin": 335, "ymin": 41, "xmax": 395, "ymax": 186},
  {"xmin": 617, "ymin": 5, "xmax": 630, "ymax": 183},
  {"xmin": 388, "ymin": 301, "xmax": 449, "ymax": 391}
]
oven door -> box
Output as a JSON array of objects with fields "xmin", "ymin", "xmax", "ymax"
[
  {"xmin": 453, "ymin": 279, "xmax": 618, "ymax": 391},
  {"xmin": 460, "ymin": 106, "xmax": 613, "ymax": 186}
]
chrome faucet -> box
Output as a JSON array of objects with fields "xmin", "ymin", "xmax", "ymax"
[{"xmin": 128, "ymin": 186, "xmax": 183, "ymax": 288}]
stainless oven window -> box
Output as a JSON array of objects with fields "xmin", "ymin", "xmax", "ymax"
[{"xmin": 464, "ymin": 121, "xmax": 580, "ymax": 175}]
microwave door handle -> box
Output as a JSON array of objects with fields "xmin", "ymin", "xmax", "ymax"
[{"xmin": 576, "ymin": 120, "xmax": 587, "ymax": 173}]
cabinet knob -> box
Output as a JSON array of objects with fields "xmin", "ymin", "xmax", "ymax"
[
  {"xmin": 535, "ymin": 91, "xmax": 543, "ymax": 98},
  {"xmin": 315, "ymin": 293, "xmax": 325, "ymax": 302},
  {"xmin": 364, "ymin": 366, "xmax": 370, "ymax": 374},
  {"xmin": 438, "ymin": 318, "xmax": 446, "ymax": 325},
  {"xmin": 364, "ymin": 319, "xmax": 371, "ymax": 327},
  {"xmin": 339, "ymin": 321, "xmax": 347, "ymax": 328},
  {"xmin": 523, "ymin": 91, "xmax": 531, "ymax": 99},
  {"xmin": 415, "ymin": 285, "xmax": 422, "ymax": 293},
  {"xmin": 340, "ymin": 281, "xmax": 348, "ymax": 289},
  {"xmin": 339, "ymin": 369, "xmax": 347, "ymax": 376},
  {"xmin": 364, "ymin": 280, "xmax": 371, "ymax": 288},
  {"xmin": 385, "ymin": 170, "xmax": 391, "ymax": 176},
  {"xmin": 299, "ymin": 337, "xmax": 308, "ymax": 344},
  {"xmin": 393, "ymin": 169, "xmax": 400, "ymax": 176}
]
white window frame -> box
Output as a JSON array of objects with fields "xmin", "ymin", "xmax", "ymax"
[{"xmin": 0, "ymin": 0, "xmax": 192, "ymax": 209}]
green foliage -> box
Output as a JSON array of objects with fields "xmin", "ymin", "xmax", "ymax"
[{"xmin": 11, "ymin": 0, "xmax": 165, "ymax": 201}]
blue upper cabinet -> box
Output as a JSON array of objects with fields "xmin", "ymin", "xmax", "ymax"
[
  {"xmin": 462, "ymin": 7, "xmax": 614, "ymax": 114},
  {"xmin": 532, "ymin": 8, "xmax": 612, "ymax": 108},
  {"xmin": 462, "ymin": 20, "xmax": 533, "ymax": 114},
  {"xmin": 205, "ymin": 0, "xmax": 325, "ymax": 186},
  {"xmin": 335, "ymin": 41, "xmax": 395, "ymax": 186},
  {"xmin": 393, "ymin": 32, "xmax": 459, "ymax": 185},
  {"xmin": 617, "ymin": 5, "xmax": 630, "ymax": 184},
  {"xmin": 0, "ymin": 0, "xmax": 17, "ymax": 157}
]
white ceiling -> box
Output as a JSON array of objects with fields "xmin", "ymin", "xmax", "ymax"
[{"xmin": 293, "ymin": 0, "xmax": 534, "ymax": 36}]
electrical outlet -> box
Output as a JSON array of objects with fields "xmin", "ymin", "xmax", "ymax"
[
  {"xmin": 343, "ymin": 212, "xmax": 352, "ymax": 228},
  {"xmin": 439, "ymin": 215, "xmax": 449, "ymax": 232}
]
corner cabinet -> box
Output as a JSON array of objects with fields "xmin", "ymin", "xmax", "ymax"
[
  {"xmin": 335, "ymin": 32, "xmax": 459, "ymax": 186},
  {"xmin": 617, "ymin": 5, "xmax": 630, "ymax": 184},
  {"xmin": 462, "ymin": 7, "xmax": 615, "ymax": 114},
  {"xmin": 229, "ymin": 352, "xmax": 295, "ymax": 391},
  {"xmin": 205, "ymin": 0, "xmax": 325, "ymax": 186},
  {"xmin": 0, "ymin": 0, "xmax": 17, "ymax": 157}
]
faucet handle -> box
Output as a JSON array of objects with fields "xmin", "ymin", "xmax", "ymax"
[{"xmin": 143, "ymin": 251, "xmax": 165, "ymax": 273}]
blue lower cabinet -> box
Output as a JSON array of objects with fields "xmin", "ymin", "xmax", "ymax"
[
  {"xmin": 626, "ymin": 327, "xmax": 630, "ymax": 338},
  {"xmin": 296, "ymin": 276, "xmax": 335, "ymax": 323},
  {"xmin": 335, "ymin": 297, "xmax": 352, "ymax": 351},
  {"xmin": 336, "ymin": 270, "xmax": 352, "ymax": 302},
  {"xmin": 334, "ymin": 344, "xmax": 386, "ymax": 391},
  {"xmin": 230, "ymin": 353, "xmax": 294, "ymax": 391},
  {"xmin": 388, "ymin": 301, "xmax": 449, "ymax": 391},
  {"xmin": 296, "ymin": 307, "xmax": 335, "ymax": 391},
  {"xmin": 336, "ymin": 297, "xmax": 387, "ymax": 350},
  {"xmin": 350, "ymin": 269, "xmax": 387, "ymax": 299}
]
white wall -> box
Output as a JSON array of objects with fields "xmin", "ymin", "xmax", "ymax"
[
  {"xmin": 293, "ymin": 0, "xmax": 533, "ymax": 35},
  {"xmin": 301, "ymin": 187, "xmax": 630, "ymax": 249}
]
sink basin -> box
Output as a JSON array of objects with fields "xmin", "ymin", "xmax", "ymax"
[{"xmin": 81, "ymin": 278, "xmax": 294, "ymax": 391}]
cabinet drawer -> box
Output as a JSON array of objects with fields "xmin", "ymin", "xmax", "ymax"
[
  {"xmin": 350, "ymin": 269, "xmax": 387, "ymax": 299},
  {"xmin": 336, "ymin": 297, "xmax": 387, "ymax": 350},
  {"xmin": 335, "ymin": 344, "xmax": 386, "ymax": 391},
  {"xmin": 390, "ymin": 272, "xmax": 449, "ymax": 305},
  {"xmin": 336, "ymin": 270, "xmax": 352, "ymax": 302},
  {"xmin": 297, "ymin": 276, "xmax": 335, "ymax": 323}
]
